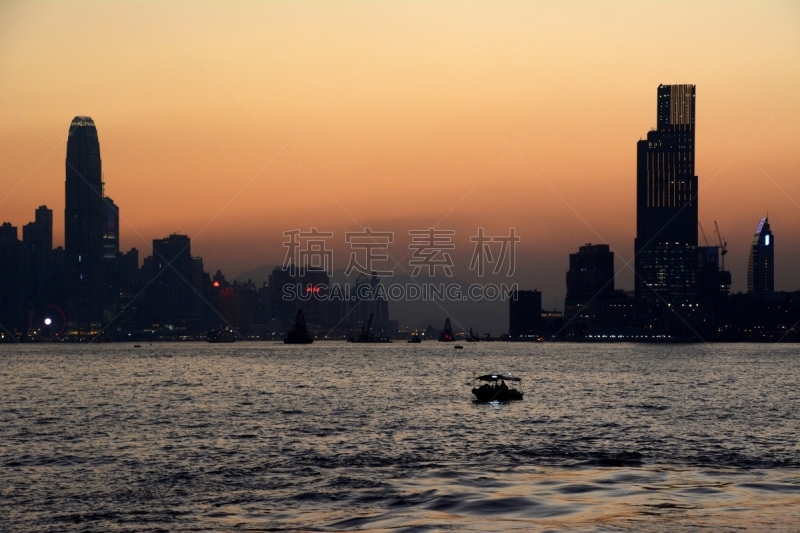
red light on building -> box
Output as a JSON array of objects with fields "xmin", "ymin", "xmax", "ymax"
[{"xmin": 213, "ymin": 281, "xmax": 220, "ymax": 288}]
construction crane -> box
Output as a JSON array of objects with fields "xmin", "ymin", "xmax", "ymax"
[
  {"xmin": 698, "ymin": 221, "xmax": 711, "ymax": 246},
  {"xmin": 714, "ymin": 221, "xmax": 728, "ymax": 271}
]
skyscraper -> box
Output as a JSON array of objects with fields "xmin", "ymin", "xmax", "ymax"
[
  {"xmin": 369, "ymin": 272, "xmax": 389, "ymax": 334},
  {"xmin": 747, "ymin": 217, "xmax": 774, "ymax": 293},
  {"xmin": 22, "ymin": 205, "xmax": 53, "ymax": 308},
  {"xmin": 0, "ymin": 223, "xmax": 25, "ymax": 332},
  {"xmin": 65, "ymin": 116, "xmax": 108, "ymax": 331},
  {"xmin": 635, "ymin": 85, "xmax": 699, "ymax": 327},
  {"xmin": 151, "ymin": 234, "xmax": 194, "ymax": 324},
  {"xmin": 564, "ymin": 244, "xmax": 615, "ymax": 323},
  {"xmin": 102, "ymin": 197, "xmax": 120, "ymax": 322},
  {"xmin": 509, "ymin": 289, "xmax": 543, "ymax": 338},
  {"xmin": 25, "ymin": 206, "xmax": 53, "ymax": 251}
]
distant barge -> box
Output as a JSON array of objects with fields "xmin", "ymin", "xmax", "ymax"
[{"xmin": 285, "ymin": 310, "xmax": 313, "ymax": 344}]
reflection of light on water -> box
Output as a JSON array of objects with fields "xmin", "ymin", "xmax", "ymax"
[
  {"xmin": 387, "ymin": 466, "xmax": 800, "ymax": 531},
  {"xmin": 3, "ymin": 343, "xmax": 798, "ymax": 532},
  {"xmin": 489, "ymin": 400, "xmax": 500, "ymax": 410}
]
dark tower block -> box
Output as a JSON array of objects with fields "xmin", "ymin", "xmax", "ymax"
[
  {"xmin": 509, "ymin": 289, "xmax": 543, "ymax": 338},
  {"xmin": 23, "ymin": 205, "xmax": 53, "ymax": 309},
  {"xmin": 25, "ymin": 206, "xmax": 53, "ymax": 251},
  {"xmin": 0, "ymin": 223, "xmax": 26, "ymax": 334},
  {"xmin": 747, "ymin": 217, "xmax": 774, "ymax": 294},
  {"xmin": 564, "ymin": 244, "xmax": 615, "ymax": 324},
  {"xmin": 635, "ymin": 85, "xmax": 700, "ymax": 330},
  {"xmin": 65, "ymin": 116, "xmax": 107, "ymax": 332},
  {"xmin": 102, "ymin": 197, "xmax": 120, "ymax": 322},
  {"xmin": 151, "ymin": 234, "xmax": 194, "ymax": 325}
]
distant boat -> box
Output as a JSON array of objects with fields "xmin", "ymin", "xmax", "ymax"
[
  {"xmin": 408, "ymin": 334, "xmax": 422, "ymax": 343},
  {"xmin": 347, "ymin": 313, "xmax": 392, "ymax": 343},
  {"xmin": 284, "ymin": 310, "xmax": 313, "ymax": 344},
  {"xmin": 467, "ymin": 327, "xmax": 482, "ymax": 342},
  {"xmin": 438, "ymin": 318, "xmax": 455, "ymax": 342},
  {"xmin": 207, "ymin": 328, "xmax": 237, "ymax": 343},
  {"xmin": 133, "ymin": 345, "xmax": 142, "ymax": 348},
  {"xmin": 454, "ymin": 345, "xmax": 463, "ymax": 349}
]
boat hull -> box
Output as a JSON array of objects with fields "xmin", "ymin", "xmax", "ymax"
[
  {"xmin": 284, "ymin": 338, "xmax": 313, "ymax": 344},
  {"xmin": 471, "ymin": 387, "xmax": 524, "ymax": 402}
]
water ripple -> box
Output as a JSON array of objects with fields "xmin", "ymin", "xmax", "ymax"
[{"xmin": 1, "ymin": 342, "xmax": 799, "ymax": 531}]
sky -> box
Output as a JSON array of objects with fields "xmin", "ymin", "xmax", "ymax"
[{"xmin": 1, "ymin": 0, "xmax": 798, "ymax": 310}]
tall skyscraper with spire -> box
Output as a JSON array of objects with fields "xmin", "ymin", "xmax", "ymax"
[
  {"xmin": 65, "ymin": 116, "xmax": 117, "ymax": 331},
  {"xmin": 635, "ymin": 85, "xmax": 700, "ymax": 328},
  {"xmin": 747, "ymin": 217, "xmax": 774, "ymax": 293}
]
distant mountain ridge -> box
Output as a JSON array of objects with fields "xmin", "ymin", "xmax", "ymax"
[{"xmin": 233, "ymin": 265, "xmax": 276, "ymax": 287}]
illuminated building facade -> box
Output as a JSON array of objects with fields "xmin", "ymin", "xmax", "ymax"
[
  {"xmin": 747, "ymin": 217, "xmax": 774, "ymax": 293},
  {"xmin": 634, "ymin": 85, "xmax": 700, "ymax": 328},
  {"xmin": 102, "ymin": 198, "xmax": 119, "ymax": 322}
]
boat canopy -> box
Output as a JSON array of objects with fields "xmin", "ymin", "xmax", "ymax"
[{"xmin": 476, "ymin": 373, "xmax": 521, "ymax": 382}]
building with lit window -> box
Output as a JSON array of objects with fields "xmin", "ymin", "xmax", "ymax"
[
  {"xmin": 634, "ymin": 85, "xmax": 700, "ymax": 329},
  {"xmin": 747, "ymin": 217, "xmax": 774, "ymax": 293},
  {"xmin": 64, "ymin": 116, "xmax": 112, "ymax": 332},
  {"xmin": 564, "ymin": 244, "xmax": 615, "ymax": 324},
  {"xmin": 102, "ymin": 198, "xmax": 119, "ymax": 322}
]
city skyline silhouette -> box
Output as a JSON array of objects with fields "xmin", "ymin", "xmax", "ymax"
[
  {"xmin": 1, "ymin": 2, "xmax": 798, "ymax": 339},
  {"xmin": 1, "ymin": 2, "xmax": 797, "ymax": 311},
  {"xmin": 2, "ymin": 6, "xmax": 800, "ymax": 531}
]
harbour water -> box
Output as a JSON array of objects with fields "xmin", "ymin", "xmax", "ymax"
[{"xmin": 1, "ymin": 342, "xmax": 799, "ymax": 531}]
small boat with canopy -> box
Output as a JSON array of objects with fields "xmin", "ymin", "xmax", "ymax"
[{"xmin": 471, "ymin": 372, "xmax": 524, "ymax": 402}]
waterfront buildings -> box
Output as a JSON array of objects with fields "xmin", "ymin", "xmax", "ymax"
[
  {"xmin": 22, "ymin": 206, "xmax": 53, "ymax": 311},
  {"xmin": 747, "ymin": 217, "xmax": 774, "ymax": 294},
  {"xmin": 1, "ymin": 99, "xmax": 796, "ymax": 341},
  {"xmin": 563, "ymin": 244, "xmax": 635, "ymax": 336},
  {"xmin": 0, "ymin": 223, "xmax": 25, "ymax": 332},
  {"xmin": 64, "ymin": 116, "xmax": 114, "ymax": 332},
  {"xmin": 509, "ymin": 289, "xmax": 543, "ymax": 338},
  {"xmin": 564, "ymin": 244, "xmax": 615, "ymax": 323},
  {"xmin": 634, "ymin": 85, "xmax": 700, "ymax": 329},
  {"xmin": 151, "ymin": 234, "xmax": 195, "ymax": 324}
]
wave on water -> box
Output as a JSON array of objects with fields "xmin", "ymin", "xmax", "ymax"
[{"xmin": 1, "ymin": 342, "xmax": 799, "ymax": 531}]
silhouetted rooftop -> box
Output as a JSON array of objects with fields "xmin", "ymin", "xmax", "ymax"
[{"xmin": 70, "ymin": 116, "xmax": 95, "ymax": 127}]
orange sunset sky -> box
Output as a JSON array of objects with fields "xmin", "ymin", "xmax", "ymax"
[{"xmin": 1, "ymin": 1, "xmax": 798, "ymax": 309}]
